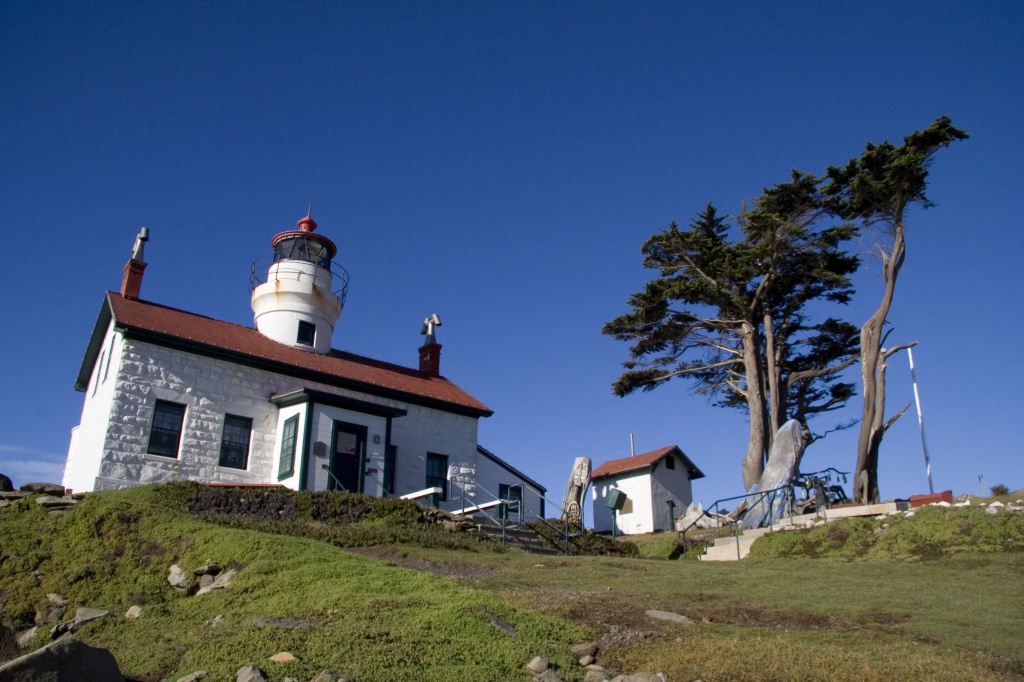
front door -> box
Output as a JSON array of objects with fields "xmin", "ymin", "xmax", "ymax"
[{"xmin": 330, "ymin": 422, "xmax": 366, "ymax": 492}]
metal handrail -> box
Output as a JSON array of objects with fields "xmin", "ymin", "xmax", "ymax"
[
  {"xmin": 677, "ymin": 483, "xmax": 795, "ymax": 557},
  {"xmin": 249, "ymin": 254, "xmax": 351, "ymax": 306}
]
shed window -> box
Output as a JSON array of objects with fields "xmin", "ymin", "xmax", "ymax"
[
  {"xmin": 665, "ymin": 456, "xmax": 675, "ymax": 470},
  {"xmin": 148, "ymin": 400, "xmax": 186, "ymax": 458},
  {"xmin": 219, "ymin": 415, "xmax": 252, "ymax": 469}
]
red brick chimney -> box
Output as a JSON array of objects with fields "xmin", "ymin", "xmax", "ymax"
[
  {"xmin": 418, "ymin": 342, "xmax": 441, "ymax": 377},
  {"xmin": 120, "ymin": 228, "xmax": 150, "ymax": 301}
]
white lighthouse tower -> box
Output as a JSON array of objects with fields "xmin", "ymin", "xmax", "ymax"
[{"xmin": 250, "ymin": 212, "xmax": 348, "ymax": 354}]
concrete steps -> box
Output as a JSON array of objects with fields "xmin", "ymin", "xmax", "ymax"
[
  {"xmin": 698, "ymin": 502, "xmax": 898, "ymax": 561},
  {"xmin": 474, "ymin": 517, "xmax": 559, "ymax": 555}
]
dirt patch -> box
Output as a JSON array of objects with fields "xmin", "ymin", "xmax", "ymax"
[{"xmin": 345, "ymin": 545, "xmax": 495, "ymax": 579}]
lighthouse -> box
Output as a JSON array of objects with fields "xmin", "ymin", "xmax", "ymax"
[{"xmin": 250, "ymin": 212, "xmax": 349, "ymax": 354}]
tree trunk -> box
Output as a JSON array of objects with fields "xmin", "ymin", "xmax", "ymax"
[
  {"xmin": 854, "ymin": 229, "xmax": 905, "ymax": 503},
  {"xmin": 741, "ymin": 322, "xmax": 770, "ymax": 490}
]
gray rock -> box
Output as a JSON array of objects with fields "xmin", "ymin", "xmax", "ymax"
[
  {"xmin": 645, "ymin": 609, "xmax": 692, "ymax": 624},
  {"xmin": 196, "ymin": 568, "xmax": 237, "ymax": 595},
  {"xmin": 0, "ymin": 473, "xmax": 13, "ymax": 492},
  {"xmin": 125, "ymin": 605, "xmax": 143, "ymax": 619},
  {"xmin": 168, "ymin": 564, "xmax": 190, "ymax": 591},
  {"xmin": 584, "ymin": 671, "xmax": 612, "ymax": 682},
  {"xmin": 35, "ymin": 606, "xmax": 63, "ymax": 624},
  {"xmin": 193, "ymin": 564, "xmax": 222, "ymax": 576},
  {"xmin": 176, "ymin": 672, "xmax": 208, "ymax": 682},
  {"xmin": 235, "ymin": 664, "xmax": 267, "ymax": 682},
  {"xmin": 526, "ymin": 655, "xmax": 549, "ymax": 674},
  {"xmin": 742, "ymin": 419, "xmax": 805, "ymax": 529},
  {"xmin": 480, "ymin": 606, "xmax": 516, "ymax": 635},
  {"xmin": 610, "ymin": 675, "xmax": 667, "ymax": 682},
  {"xmin": 252, "ymin": 617, "xmax": 318, "ymax": 629},
  {"xmin": 20, "ymin": 482, "xmax": 65, "ymax": 495},
  {"xmin": 0, "ymin": 635, "xmax": 124, "ymax": 680},
  {"xmin": 16, "ymin": 626, "xmax": 39, "ymax": 649},
  {"xmin": 570, "ymin": 642, "xmax": 599, "ymax": 659},
  {"xmin": 0, "ymin": 491, "xmax": 30, "ymax": 500},
  {"xmin": 0, "ymin": 499, "xmax": 10, "ymax": 508},
  {"xmin": 74, "ymin": 607, "xmax": 109, "ymax": 625},
  {"xmin": 579, "ymin": 655, "xmax": 596, "ymax": 666},
  {"xmin": 310, "ymin": 671, "xmax": 343, "ymax": 682},
  {"xmin": 35, "ymin": 495, "xmax": 77, "ymax": 508},
  {"xmin": 46, "ymin": 593, "xmax": 68, "ymax": 606},
  {"xmin": 198, "ymin": 574, "xmax": 216, "ymax": 590}
]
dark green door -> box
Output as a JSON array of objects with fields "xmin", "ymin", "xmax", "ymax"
[{"xmin": 330, "ymin": 422, "xmax": 366, "ymax": 492}]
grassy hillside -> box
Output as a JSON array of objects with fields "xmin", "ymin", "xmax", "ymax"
[{"xmin": 2, "ymin": 485, "xmax": 1022, "ymax": 681}]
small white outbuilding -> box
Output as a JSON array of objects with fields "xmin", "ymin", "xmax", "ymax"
[{"xmin": 590, "ymin": 446, "xmax": 704, "ymax": 535}]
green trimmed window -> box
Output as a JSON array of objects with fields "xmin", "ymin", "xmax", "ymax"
[
  {"xmin": 219, "ymin": 414, "xmax": 252, "ymax": 470},
  {"xmin": 278, "ymin": 415, "xmax": 298, "ymax": 479}
]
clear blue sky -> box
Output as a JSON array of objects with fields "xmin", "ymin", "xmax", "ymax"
[{"xmin": 2, "ymin": 1, "xmax": 1021, "ymax": 514}]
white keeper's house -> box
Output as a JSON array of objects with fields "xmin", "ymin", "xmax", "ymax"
[
  {"xmin": 590, "ymin": 446, "xmax": 704, "ymax": 535},
  {"xmin": 63, "ymin": 213, "xmax": 545, "ymax": 519}
]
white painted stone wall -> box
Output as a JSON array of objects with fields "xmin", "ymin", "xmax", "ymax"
[
  {"xmin": 68, "ymin": 335, "xmax": 499, "ymax": 499},
  {"xmin": 63, "ymin": 322, "xmax": 123, "ymax": 494},
  {"xmin": 649, "ymin": 460, "xmax": 695, "ymax": 532}
]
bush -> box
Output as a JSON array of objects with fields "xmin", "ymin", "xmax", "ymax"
[{"xmin": 991, "ymin": 483, "xmax": 1010, "ymax": 496}]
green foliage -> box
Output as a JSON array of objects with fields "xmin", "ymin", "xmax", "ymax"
[
  {"xmin": 526, "ymin": 520, "xmax": 639, "ymax": 556},
  {"xmin": 0, "ymin": 486, "xmax": 590, "ymax": 680},
  {"xmin": 748, "ymin": 505, "xmax": 1024, "ymax": 561},
  {"xmin": 990, "ymin": 484, "xmax": 1010, "ymax": 497}
]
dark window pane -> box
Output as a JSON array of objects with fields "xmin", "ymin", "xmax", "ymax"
[
  {"xmin": 148, "ymin": 401, "xmax": 185, "ymax": 458},
  {"xmin": 297, "ymin": 321, "xmax": 315, "ymax": 346},
  {"xmin": 219, "ymin": 415, "xmax": 252, "ymax": 469},
  {"xmin": 425, "ymin": 453, "xmax": 448, "ymax": 501}
]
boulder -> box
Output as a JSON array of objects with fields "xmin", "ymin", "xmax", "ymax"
[
  {"xmin": 19, "ymin": 483, "xmax": 65, "ymax": 496},
  {"xmin": 0, "ymin": 636, "xmax": 124, "ymax": 681},
  {"xmin": 196, "ymin": 568, "xmax": 237, "ymax": 596},
  {"xmin": 16, "ymin": 626, "xmax": 39, "ymax": 649},
  {"xmin": 570, "ymin": 642, "xmax": 599, "ymax": 659},
  {"xmin": 168, "ymin": 564, "xmax": 190, "ymax": 591},
  {"xmin": 536, "ymin": 670, "xmax": 563, "ymax": 682},
  {"xmin": 35, "ymin": 496, "xmax": 77, "ymax": 509},
  {"xmin": 526, "ymin": 655, "xmax": 549, "ymax": 674},
  {"xmin": 584, "ymin": 671, "xmax": 612, "ymax": 682},
  {"xmin": 235, "ymin": 665, "xmax": 267, "ymax": 682},
  {"xmin": 73, "ymin": 608, "xmax": 109, "ymax": 628},
  {"xmin": 193, "ymin": 564, "xmax": 222, "ymax": 576},
  {"xmin": 0, "ymin": 473, "xmax": 13, "ymax": 492}
]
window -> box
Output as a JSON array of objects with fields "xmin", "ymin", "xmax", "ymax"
[
  {"xmin": 219, "ymin": 414, "xmax": 252, "ymax": 469},
  {"xmin": 425, "ymin": 453, "xmax": 448, "ymax": 501},
  {"xmin": 665, "ymin": 456, "xmax": 675, "ymax": 470},
  {"xmin": 148, "ymin": 400, "xmax": 185, "ymax": 458},
  {"xmin": 278, "ymin": 415, "xmax": 298, "ymax": 478},
  {"xmin": 296, "ymin": 321, "xmax": 316, "ymax": 346}
]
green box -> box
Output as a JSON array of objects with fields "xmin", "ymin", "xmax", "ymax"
[{"xmin": 606, "ymin": 489, "xmax": 627, "ymax": 511}]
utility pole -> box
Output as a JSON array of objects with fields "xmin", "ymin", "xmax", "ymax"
[{"xmin": 907, "ymin": 348, "xmax": 934, "ymax": 494}]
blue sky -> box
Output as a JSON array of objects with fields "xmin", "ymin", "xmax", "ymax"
[{"xmin": 2, "ymin": 1, "xmax": 1021, "ymax": 514}]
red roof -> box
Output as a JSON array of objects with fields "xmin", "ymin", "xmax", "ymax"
[
  {"xmin": 93, "ymin": 292, "xmax": 492, "ymax": 417},
  {"xmin": 591, "ymin": 445, "xmax": 705, "ymax": 480}
]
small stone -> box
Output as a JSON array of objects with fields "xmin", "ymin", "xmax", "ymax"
[
  {"xmin": 196, "ymin": 568, "xmax": 237, "ymax": 596},
  {"xmin": 46, "ymin": 593, "xmax": 67, "ymax": 606},
  {"xmin": 193, "ymin": 564, "xmax": 222, "ymax": 576},
  {"xmin": 579, "ymin": 655, "xmax": 595, "ymax": 666},
  {"xmin": 206, "ymin": 614, "xmax": 224, "ymax": 627},
  {"xmin": 34, "ymin": 607, "xmax": 63, "ymax": 624},
  {"xmin": 310, "ymin": 671, "xmax": 342, "ymax": 682},
  {"xmin": 235, "ymin": 664, "xmax": 267, "ymax": 682},
  {"xmin": 16, "ymin": 626, "xmax": 39, "ymax": 649},
  {"xmin": 125, "ymin": 605, "xmax": 143, "ymax": 619},
  {"xmin": 74, "ymin": 607, "xmax": 109, "ymax": 625},
  {"xmin": 645, "ymin": 609, "xmax": 693, "ymax": 624},
  {"xmin": 269, "ymin": 651, "xmax": 296, "ymax": 662},
  {"xmin": 986, "ymin": 505, "xmax": 1000, "ymax": 516},
  {"xmin": 0, "ymin": 499, "xmax": 10, "ymax": 508},
  {"xmin": 527, "ymin": 655, "xmax": 549, "ymax": 673},
  {"xmin": 584, "ymin": 671, "xmax": 612, "ymax": 682},
  {"xmin": 176, "ymin": 672, "xmax": 209, "ymax": 682},
  {"xmin": 570, "ymin": 642, "xmax": 599, "ymax": 659},
  {"xmin": 989, "ymin": 501, "xmax": 1005, "ymax": 508},
  {"xmin": 199, "ymin": 574, "xmax": 216, "ymax": 590},
  {"xmin": 168, "ymin": 564, "xmax": 190, "ymax": 591}
]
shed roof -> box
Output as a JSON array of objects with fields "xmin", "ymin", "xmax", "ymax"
[
  {"xmin": 591, "ymin": 445, "xmax": 705, "ymax": 480},
  {"xmin": 76, "ymin": 292, "xmax": 492, "ymax": 418}
]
